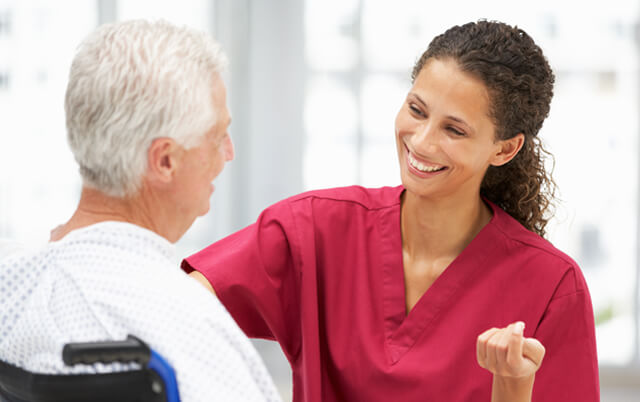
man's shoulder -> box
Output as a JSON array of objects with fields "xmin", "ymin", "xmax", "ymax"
[
  {"xmin": 0, "ymin": 243, "xmax": 54, "ymax": 296},
  {"xmin": 0, "ymin": 239, "xmax": 30, "ymax": 261}
]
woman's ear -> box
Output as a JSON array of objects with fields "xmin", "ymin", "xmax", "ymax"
[
  {"xmin": 146, "ymin": 137, "xmax": 182, "ymax": 185},
  {"xmin": 490, "ymin": 133, "xmax": 525, "ymax": 167}
]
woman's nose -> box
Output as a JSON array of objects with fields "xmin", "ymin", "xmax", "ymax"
[{"xmin": 412, "ymin": 122, "xmax": 439, "ymax": 153}]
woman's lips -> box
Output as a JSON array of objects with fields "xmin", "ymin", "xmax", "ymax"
[{"xmin": 404, "ymin": 144, "xmax": 448, "ymax": 177}]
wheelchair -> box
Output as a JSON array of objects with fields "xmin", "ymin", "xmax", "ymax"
[{"xmin": 0, "ymin": 335, "xmax": 180, "ymax": 402}]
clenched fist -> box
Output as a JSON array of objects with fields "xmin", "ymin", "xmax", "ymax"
[{"xmin": 477, "ymin": 321, "xmax": 545, "ymax": 377}]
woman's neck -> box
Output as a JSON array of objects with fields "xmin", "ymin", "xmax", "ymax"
[{"xmin": 401, "ymin": 191, "xmax": 492, "ymax": 260}]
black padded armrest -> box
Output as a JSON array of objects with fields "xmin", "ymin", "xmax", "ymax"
[{"xmin": 62, "ymin": 335, "xmax": 151, "ymax": 366}]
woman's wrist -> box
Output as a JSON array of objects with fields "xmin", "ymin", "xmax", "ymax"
[{"xmin": 491, "ymin": 374, "xmax": 535, "ymax": 402}]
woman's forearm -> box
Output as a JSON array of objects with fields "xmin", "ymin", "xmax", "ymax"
[{"xmin": 491, "ymin": 374, "xmax": 535, "ymax": 402}]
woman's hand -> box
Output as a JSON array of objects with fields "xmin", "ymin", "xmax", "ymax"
[{"xmin": 476, "ymin": 322, "xmax": 545, "ymax": 402}]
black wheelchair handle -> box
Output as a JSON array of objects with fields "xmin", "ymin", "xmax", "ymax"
[{"xmin": 62, "ymin": 335, "xmax": 151, "ymax": 366}]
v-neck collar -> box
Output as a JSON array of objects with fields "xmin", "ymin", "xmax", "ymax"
[{"xmin": 377, "ymin": 188, "xmax": 501, "ymax": 364}]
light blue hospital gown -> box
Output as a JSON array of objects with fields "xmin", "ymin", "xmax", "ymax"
[{"xmin": 0, "ymin": 221, "xmax": 281, "ymax": 402}]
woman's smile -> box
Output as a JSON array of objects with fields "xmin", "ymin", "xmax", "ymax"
[{"xmin": 404, "ymin": 142, "xmax": 448, "ymax": 178}]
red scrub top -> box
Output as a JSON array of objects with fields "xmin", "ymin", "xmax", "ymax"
[{"xmin": 182, "ymin": 186, "xmax": 599, "ymax": 402}]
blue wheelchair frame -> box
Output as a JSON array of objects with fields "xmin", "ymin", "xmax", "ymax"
[{"xmin": 0, "ymin": 335, "xmax": 180, "ymax": 402}]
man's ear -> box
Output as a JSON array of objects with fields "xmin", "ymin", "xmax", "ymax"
[
  {"xmin": 146, "ymin": 137, "xmax": 182, "ymax": 185},
  {"xmin": 490, "ymin": 133, "xmax": 525, "ymax": 167}
]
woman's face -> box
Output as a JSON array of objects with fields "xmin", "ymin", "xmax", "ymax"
[{"xmin": 395, "ymin": 58, "xmax": 507, "ymax": 202}]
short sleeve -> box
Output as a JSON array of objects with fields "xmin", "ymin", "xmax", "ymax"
[
  {"xmin": 532, "ymin": 267, "xmax": 600, "ymax": 402},
  {"xmin": 182, "ymin": 201, "xmax": 302, "ymax": 361}
]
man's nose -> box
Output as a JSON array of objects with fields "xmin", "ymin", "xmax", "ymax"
[{"xmin": 224, "ymin": 135, "xmax": 234, "ymax": 161}]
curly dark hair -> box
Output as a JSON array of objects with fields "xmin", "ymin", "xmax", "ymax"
[{"xmin": 412, "ymin": 20, "xmax": 556, "ymax": 237}]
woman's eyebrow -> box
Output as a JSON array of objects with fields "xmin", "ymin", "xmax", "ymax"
[
  {"xmin": 410, "ymin": 92, "xmax": 473, "ymax": 130},
  {"xmin": 447, "ymin": 114, "xmax": 470, "ymax": 127},
  {"xmin": 409, "ymin": 92, "xmax": 427, "ymax": 107}
]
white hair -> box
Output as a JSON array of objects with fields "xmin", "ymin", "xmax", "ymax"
[{"xmin": 65, "ymin": 19, "xmax": 228, "ymax": 198}]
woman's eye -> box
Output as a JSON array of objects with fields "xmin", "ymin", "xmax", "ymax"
[
  {"xmin": 447, "ymin": 127, "xmax": 465, "ymax": 136},
  {"xmin": 409, "ymin": 104, "xmax": 424, "ymax": 116}
]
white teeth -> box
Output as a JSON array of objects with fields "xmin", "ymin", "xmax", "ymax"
[{"xmin": 408, "ymin": 153, "xmax": 444, "ymax": 172}]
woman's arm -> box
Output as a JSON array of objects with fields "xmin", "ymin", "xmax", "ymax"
[
  {"xmin": 477, "ymin": 322, "xmax": 546, "ymax": 402},
  {"xmin": 189, "ymin": 271, "xmax": 216, "ymax": 295},
  {"xmin": 181, "ymin": 201, "xmax": 303, "ymax": 355}
]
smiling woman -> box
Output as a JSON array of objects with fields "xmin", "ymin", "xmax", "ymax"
[
  {"xmin": 395, "ymin": 58, "xmax": 525, "ymax": 210},
  {"xmin": 408, "ymin": 21, "xmax": 556, "ymax": 237},
  {"xmin": 396, "ymin": 57, "xmax": 527, "ymax": 312},
  {"xmin": 184, "ymin": 20, "xmax": 598, "ymax": 402}
]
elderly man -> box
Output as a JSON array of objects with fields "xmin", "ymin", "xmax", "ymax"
[{"xmin": 0, "ymin": 20, "xmax": 280, "ymax": 402}]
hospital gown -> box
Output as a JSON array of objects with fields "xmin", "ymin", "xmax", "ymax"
[{"xmin": 0, "ymin": 221, "xmax": 281, "ymax": 402}]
